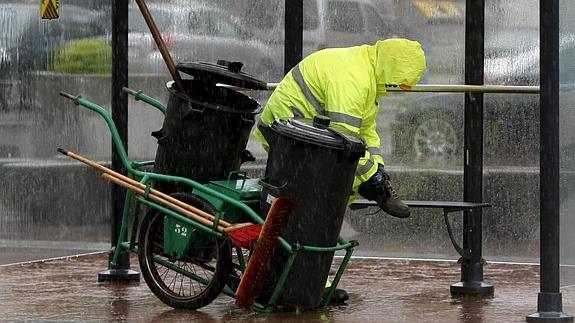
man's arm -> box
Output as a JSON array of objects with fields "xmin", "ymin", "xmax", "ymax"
[{"xmin": 355, "ymin": 101, "xmax": 383, "ymax": 183}]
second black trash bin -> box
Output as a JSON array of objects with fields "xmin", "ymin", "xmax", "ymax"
[
  {"xmin": 153, "ymin": 61, "xmax": 267, "ymax": 193},
  {"xmin": 258, "ymin": 115, "xmax": 365, "ymax": 309}
]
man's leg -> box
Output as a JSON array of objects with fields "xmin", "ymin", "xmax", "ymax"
[{"xmin": 357, "ymin": 164, "xmax": 410, "ymax": 218}]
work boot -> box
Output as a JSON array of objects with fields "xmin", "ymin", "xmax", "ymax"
[{"xmin": 376, "ymin": 180, "xmax": 410, "ymax": 218}]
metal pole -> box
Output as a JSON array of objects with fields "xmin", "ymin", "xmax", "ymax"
[
  {"xmin": 284, "ymin": 0, "xmax": 302, "ymax": 74},
  {"xmin": 527, "ymin": 0, "xmax": 572, "ymax": 320},
  {"xmin": 384, "ymin": 84, "xmax": 540, "ymax": 94},
  {"xmin": 263, "ymin": 83, "xmax": 539, "ymax": 93},
  {"xmin": 99, "ymin": 0, "xmax": 139, "ymax": 282},
  {"xmin": 451, "ymin": 0, "xmax": 493, "ymax": 297}
]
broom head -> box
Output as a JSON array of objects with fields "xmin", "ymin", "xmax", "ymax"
[
  {"xmin": 235, "ymin": 197, "xmax": 295, "ymax": 310},
  {"xmin": 225, "ymin": 223, "xmax": 262, "ymax": 249}
]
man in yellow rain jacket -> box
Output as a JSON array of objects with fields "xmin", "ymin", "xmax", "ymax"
[{"xmin": 254, "ymin": 38, "xmax": 426, "ymax": 218}]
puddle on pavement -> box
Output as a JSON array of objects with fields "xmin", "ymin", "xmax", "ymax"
[{"xmin": 0, "ymin": 253, "xmax": 571, "ymax": 322}]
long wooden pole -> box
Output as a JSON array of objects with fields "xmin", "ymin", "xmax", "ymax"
[
  {"xmin": 101, "ymin": 173, "xmax": 256, "ymax": 234},
  {"xmin": 134, "ymin": 0, "xmax": 185, "ymax": 92},
  {"xmin": 58, "ymin": 149, "xmax": 232, "ymax": 227},
  {"xmin": 102, "ymin": 173, "xmax": 226, "ymax": 231}
]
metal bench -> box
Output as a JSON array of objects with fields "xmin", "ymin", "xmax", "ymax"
[{"xmin": 350, "ymin": 199, "xmax": 493, "ymax": 296}]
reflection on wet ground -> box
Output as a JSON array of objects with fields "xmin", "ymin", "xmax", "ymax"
[{"xmin": 2, "ymin": 253, "xmax": 575, "ymax": 322}]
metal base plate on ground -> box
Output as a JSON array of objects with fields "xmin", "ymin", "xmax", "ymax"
[
  {"xmin": 450, "ymin": 281, "xmax": 494, "ymax": 296},
  {"xmin": 98, "ymin": 269, "xmax": 140, "ymax": 282}
]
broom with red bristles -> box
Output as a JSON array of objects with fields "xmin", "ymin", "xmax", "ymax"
[{"xmin": 235, "ymin": 197, "xmax": 296, "ymax": 310}]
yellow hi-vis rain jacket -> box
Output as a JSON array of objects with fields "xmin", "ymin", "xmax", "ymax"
[{"xmin": 254, "ymin": 38, "xmax": 426, "ymax": 202}]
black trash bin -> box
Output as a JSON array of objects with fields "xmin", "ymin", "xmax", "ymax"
[
  {"xmin": 258, "ymin": 115, "xmax": 365, "ymax": 309},
  {"xmin": 152, "ymin": 61, "xmax": 267, "ymax": 193}
]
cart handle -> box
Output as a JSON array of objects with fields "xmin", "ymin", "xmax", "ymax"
[
  {"xmin": 59, "ymin": 91, "xmax": 130, "ymax": 169},
  {"xmin": 122, "ymin": 87, "xmax": 167, "ymax": 115}
]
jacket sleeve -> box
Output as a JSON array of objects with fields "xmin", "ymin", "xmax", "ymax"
[
  {"xmin": 355, "ymin": 101, "xmax": 384, "ymax": 183},
  {"xmin": 321, "ymin": 75, "xmax": 382, "ymax": 184}
]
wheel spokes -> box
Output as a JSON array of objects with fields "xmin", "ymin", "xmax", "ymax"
[
  {"xmin": 149, "ymin": 234, "xmax": 220, "ymax": 298},
  {"xmin": 139, "ymin": 194, "xmax": 232, "ymax": 309}
]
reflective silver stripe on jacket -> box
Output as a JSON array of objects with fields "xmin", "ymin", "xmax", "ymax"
[
  {"xmin": 326, "ymin": 111, "xmax": 362, "ymax": 128},
  {"xmin": 356, "ymin": 157, "xmax": 375, "ymax": 176},
  {"xmin": 367, "ymin": 147, "xmax": 381, "ymax": 156},
  {"xmin": 292, "ymin": 64, "xmax": 362, "ymax": 128},
  {"xmin": 367, "ymin": 147, "xmax": 383, "ymax": 161},
  {"xmin": 292, "ymin": 64, "xmax": 325, "ymax": 115}
]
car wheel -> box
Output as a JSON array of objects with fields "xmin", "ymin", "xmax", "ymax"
[{"xmin": 413, "ymin": 118, "xmax": 458, "ymax": 164}]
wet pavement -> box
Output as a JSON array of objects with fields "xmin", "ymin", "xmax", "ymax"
[{"xmin": 2, "ymin": 253, "xmax": 575, "ymax": 322}]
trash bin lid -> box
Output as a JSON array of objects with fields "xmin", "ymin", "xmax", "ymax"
[
  {"xmin": 270, "ymin": 116, "xmax": 366, "ymax": 154},
  {"xmin": 177, "ymin": 61, "xmax": 268, "ymax": 90}
]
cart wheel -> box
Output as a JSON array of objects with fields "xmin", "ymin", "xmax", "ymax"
[{"xmin": 138, "ymin": 193, "xmax": 232, "ymax": 309}]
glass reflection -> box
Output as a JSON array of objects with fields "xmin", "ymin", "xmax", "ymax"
[{"xmin": 1, "ymin": 0, "xmax": 572, "ymax": 268}]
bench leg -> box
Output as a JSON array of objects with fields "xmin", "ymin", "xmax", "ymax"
[
  {"xmin": 451, "ymin": 259, "xmax": 494, "ymax": 296},
  {"xmin": 449, "ymin": 208, "xmax": 494, "ymax": 296}
]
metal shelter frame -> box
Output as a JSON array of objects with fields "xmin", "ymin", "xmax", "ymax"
[
  {"xmin": 102, "ymin": 0, "xmax": 139, "ymax": 282},
  {"xmin": 528, "ymin": 0, "xmax": 572, "ymax": 321},
  {"xmin": 107, "ymin": 0, "xmax": 572, "ymax": 320}
]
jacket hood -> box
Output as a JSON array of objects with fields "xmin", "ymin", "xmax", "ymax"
[{"xmin": 372, "ymin": 39, "xmax": 426, "ymax": 95}]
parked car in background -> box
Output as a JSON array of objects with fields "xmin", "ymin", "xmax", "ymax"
[
  {"xmin": 0, "ymin": 2, "xmax": 105, "ymax": 115},
  {"xmin": 0, "ymin": 2, "xmax": 104, "ymax": 75},
  {"xmin": 228, "ymin": 0, "xmax": 400, "ymax": 64},
  {"xmin": 0, "ymin": 1, "xmax": 105, "ymax": 158},
  {"xmin": 388, "ymin": 33, "xmax": 575, "ymax": 168},
  {"xmin": 125, "ymin": 3, "xmax": 281, "ymax": 81}
]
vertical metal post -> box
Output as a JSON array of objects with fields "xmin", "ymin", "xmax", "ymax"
[
  {"xmin": 99, "ymin": 0, "xmax": 139, "ymax": 282},
  {"xmin": 451, "ymin": 0, "xmax": 492, "ymax": 296},
  {"xmin": 284, "ymin": 0, "xmax": 303, "ymax": 74},
  {"xmin": 527, "ymin": 0, "xmax": 572, "ymax": 320}
]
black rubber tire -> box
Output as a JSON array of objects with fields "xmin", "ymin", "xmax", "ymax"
[{"xmin": 138, "ymin": 193, "xmax": 231, "ymax": 309}]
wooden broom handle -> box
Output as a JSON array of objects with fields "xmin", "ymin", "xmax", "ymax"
[
  {"xmin": 134, "ymin": 0, "xmax": 185, "ymax": 93},
  {"xmin": 102, "ymin": 173, "xmax": 226, "ymax": 231},
  {"xmin": 59, "ymin": 149, "xmax": 232, "ymax": 228}
]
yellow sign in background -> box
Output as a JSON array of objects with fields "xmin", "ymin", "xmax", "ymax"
[{"xmin": 41, "ymin": 0, "xmax": 60, "ymax": 20}]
